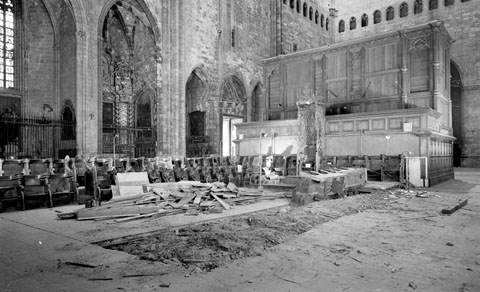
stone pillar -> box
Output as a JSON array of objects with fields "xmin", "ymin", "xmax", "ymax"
[
  {"xmin": 431, "ymin": 24, "xmax": 441, "ymax": 110},
  {"xmin": 297, "ymin": 101, "xmax": 326, "ymax": 171},
  {"xmin": 315, "ymin": 102, "xmax": 326, "ymax": 171}
]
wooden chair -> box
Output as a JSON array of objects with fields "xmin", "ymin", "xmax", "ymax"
[
  {"xmin": 93, "ymin": 158, "xmax": 113, "ymax": 204},
  {"xmin": 49, "ymin": 157, "xmax": 79, "ymax": 206},
  {"xmin": 0, "ymin": 159, "xmax": 23, "ymax": 211},
  {"xmin": 22, "ymin": 159, "xmax": 52, "ymax": 210}
]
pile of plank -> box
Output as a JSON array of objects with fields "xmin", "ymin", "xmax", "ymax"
[{"xmin": 60, "ymin": 181, "xmax": 284, "ymax": 222}]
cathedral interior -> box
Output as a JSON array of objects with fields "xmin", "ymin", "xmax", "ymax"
[
  {"xmin": 0, "ymin": 0, "xmax": 479, "ymax": 291},
  {"xmin": 0, "ymin": 0, "xmax": 477, "ymax": 167}
]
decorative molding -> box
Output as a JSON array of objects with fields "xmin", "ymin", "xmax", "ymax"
[{"xmin": 409, "ymin": 36, "xmax": 430, "ymax": 51}]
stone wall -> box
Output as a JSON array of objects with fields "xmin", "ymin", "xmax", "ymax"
[{"xmin": 25, "ymin": 0, "xmax": 56, "ymax": 115}]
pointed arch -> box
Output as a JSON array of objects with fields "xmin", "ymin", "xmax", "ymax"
[
  {"xmin": 251, "ymin": 82, "xmax": 264, "ymax": 122},
  {"xmin": 374, "ymin": 10, "xmax": 381, "ymax": 24},
  {"xmin": 361, "ymin": 13, "xmax": 368, "ymax": 27},
  {"xmin": 414, "ymin": 0, "xmax": 423, "ymax": 14},
  {"xmin": 338, "ymin": 20, "xmax": 345, "ymax": 33},
  {"xmin": 400, "ymin": 2, "xmax": 409, "ymax": 17},
  {"xmin": 386, "ymin": 6, "xmax": 394, "ymax": 21},
  {"xmin": 350, "ymin": 17, "xmax": 357, "ymax": 30}
]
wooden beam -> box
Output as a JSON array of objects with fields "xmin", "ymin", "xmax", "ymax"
[{"xmin": 441, "ymin": 199, "xmax": 468, "ymax": 215}]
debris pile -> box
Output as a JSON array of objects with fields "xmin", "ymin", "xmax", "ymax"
[{"xmin": 59, "ymin": 181, "xmax": 287, "ymax": 222}]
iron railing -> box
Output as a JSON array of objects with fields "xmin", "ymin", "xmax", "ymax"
[{"xmin": 0, "ymin": 116, "xmax": 76, "ymax": 159}]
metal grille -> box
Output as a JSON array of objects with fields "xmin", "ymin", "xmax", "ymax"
[{"xmin": 0, "ymin": 116, "xmax": 76, "ymax": 159}]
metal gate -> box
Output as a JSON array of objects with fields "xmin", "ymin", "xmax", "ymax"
[{"xmin": 0, "ymin": 116, "xmax": 76, "ymax": 159}]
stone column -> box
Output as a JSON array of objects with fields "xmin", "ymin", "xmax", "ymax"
[{"xmin": 297, "ymin": 100, "xmax": 326, "ymax": 172}]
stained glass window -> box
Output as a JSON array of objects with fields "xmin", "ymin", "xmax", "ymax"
[{"xmin": 0, "ymin": 0, "xmax": 14, "ymax": 89}]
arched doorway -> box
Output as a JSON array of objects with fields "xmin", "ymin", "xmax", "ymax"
[
  {"xmin": 451, "ymin": 62, "xmax": 462, "ymax": 167},
  {"xmin": 185, "ymin": 69, "xmax": 209, "ymax": 157},
  {"xmin": 100, "ymin": 2, "xmax": 158, "ymax": 157},
  {"xmin": 220, "ymin": 76, "xmax": 246, "ymax": 157}
]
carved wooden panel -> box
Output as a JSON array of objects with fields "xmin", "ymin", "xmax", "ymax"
[
  {"xmin": 286, "ymin": 60, "xmax": 311, "ymax": 107},
  {"xmin": 314, "ymin": 58, "xmax": 324, "ymax": 97},
  {"xmin": 328, "ymin": 122, "xmax": 340, "ymax": 133},
  {"xmin": 406, "ymin": 116, "xmax": 421, "ymax": 129},
  {"xmin": 372, "ymin": 119, "xmax": 386, "ymax": 130},
  {"xmin": 388, "ymin": 118, "xmax": 402, "ymax": 129},
  {"xmin": 366, "ymin": 43, "xmax": 398, "ymax": 73},
  {"xmin": 286, "ymin": 60, "xmax": 310, "ymax": 86},
  {"xmin": 326, "ymin": 52, "xmax": 347, "ymax": 79},
  {"xmin": 410, "ymin": 37, "xmax": 430, "ymax": 92},
  {"xmin": 342, "ymin": 121, "xmax": 354, "ymax": 132},
  {"xmin": 357, "ymin": 120, "xmax": 369, "ymax": 131},
  {"xmin": 365, "ymin": 72, "xmax": 400, "ymax": 99},
  {"xmin": 268, "ymin": 71, "xmax": 281, "ymax": 108},
  {"xmin": 350, "ymin": 49, "xmax": 363, "ymax": 99},
  {"xmin": 326, "ymin": 80, "xmax": 347, "ymax": 102}
]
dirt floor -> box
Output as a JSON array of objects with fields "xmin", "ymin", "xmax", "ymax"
[
  {"xmin": 108, "ymin": 190, "xmax": 389, "ymax": 273},
  {"xmin": 1, "ymin": 171, "xmax": 479, "ymax": 292},
  {"xmin": 103, "ymin": 186, "xmax": 479, "ymax": 292}
]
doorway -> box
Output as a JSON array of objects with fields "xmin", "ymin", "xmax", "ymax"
[
  {"xmin": 451, "ymin": 62, "xmax": 462, "ymax": 167},
  {"xmin": 222, "ymin": 116, "xmax": 243, "ymax": 156}
]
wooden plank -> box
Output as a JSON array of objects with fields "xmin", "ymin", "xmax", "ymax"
[
  {"xmin": 114, "ymin": 211, "xmax": 159, "ymax": 223},
  {"xmin": 171, "ymin": 192, "xmax": 197, "ymax": 209},
  {"xmin": 211, "ymin": 193, "xmax": 232, "ymax": 210},
  {"xmin": 193, "ymin": 193, "xmax": 203, "ymax": 205},
  {"xmin": 441, "ymin": 199, "xmax": 468, "ymax": 215},
  {"xmin": 77, "ymin": 205, "xmax": 160, "ymax": 220},
  {"xmin": 77, "ymin": 214, "xmax": 140, "ymax": 221}
]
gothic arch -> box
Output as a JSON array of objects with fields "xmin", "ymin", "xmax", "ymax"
[
  {"xmin": 98, "ymin": 0, "xmax": 161, "ymax": 43},
  {"xmin": 98, "ymin": 1, "xmax": 160, "ymax": 156},
  {"xmin": 220, "ymin": 75, "xmax": 247, "ymax": 115},
  {"xmin": 39, "ymin": 0, "xmax": 59, "ymax": 46},
  {"xmin": 185, "ymin": 67, "xmax": 211, "ymax": 156},
  {"xmin": 251, "ymin": 82, "xmax": 264, "ymax": 122}
]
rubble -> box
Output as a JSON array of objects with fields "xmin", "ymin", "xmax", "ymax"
[{"xmin": 58, "ymin": 181, "xmax": 288, "ymax": 222}]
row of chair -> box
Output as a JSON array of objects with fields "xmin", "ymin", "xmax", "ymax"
[
  {"xmin": 0, "ymin": 158, "xmax": 78, "ymax": 211},
  {"xmin": 1, "ymin": 154, "xmax": 401, "ymax": 211}
]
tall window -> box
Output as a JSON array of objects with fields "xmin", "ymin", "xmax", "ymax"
[
  {"xmin": 315, "ymin": 11, "xmax": 319, "ymax": 24},
  {"xmin": 429, "ymin": 0, "xmax": 438, "ymax": 10},
  {"xmin": 445, "ymin": 0, "xmax": 454, "ymax": 6},
  {"xmin": 321, "ymin": 14, "xmax": 324, "ymax": 27},
  {"xmin": 361, "ymin": 14, "xmax": 368, "ymax": 27},
  {"xmin": 374, "ymin": 10, "xmax": 381, "ymax": 24},
  {"xmin": 386, "ymin": 6, "xmax": 395, "ymax": 20},
  {"xmin": 414, "ymin": 0, "xmax": 423, "ymax": 14},
  {"xmin": 303, "ymin": 3, "xmax": 307, "ymax": 17},
  {"xmin": 309, "ymin": 7, "xmax": 313, "ymax": 20},
  {"xmin": 338, "ymin": 20, "xmax": 345, "ymax": 33},
  {"xmin": 350, "ymin": 17, "xmax": 357, "ymax": 30},
  {"xmin": 0, "ymin": 0, "xmax": 14, "ymax": 89},
  {"xmin": 400, "ymin": 3, "xmax": 409, "ymax": 17}
]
